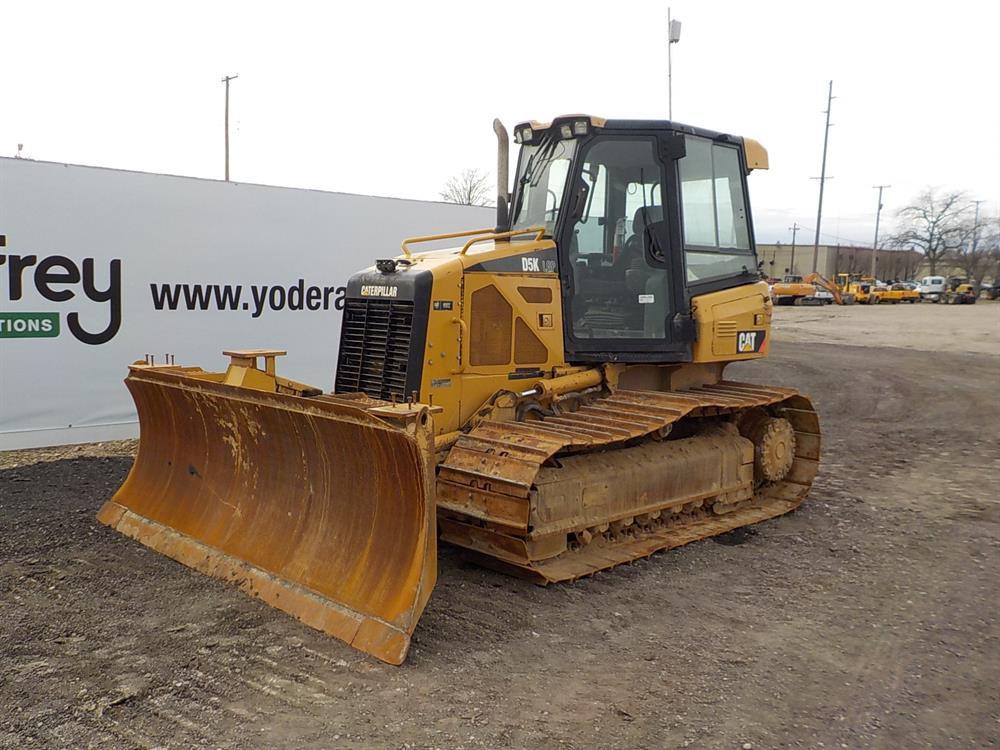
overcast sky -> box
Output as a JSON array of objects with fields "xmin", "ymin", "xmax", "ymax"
[{"xmin": 2, "ymin": 0, "xmax": 996, "ymax": 246}]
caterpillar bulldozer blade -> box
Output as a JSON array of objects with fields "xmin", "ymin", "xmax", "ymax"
[{"xmin": 97, "ymin": 352, "xmax": 437, "ymax": 665}]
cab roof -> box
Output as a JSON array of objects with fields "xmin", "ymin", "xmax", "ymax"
[{"xmin": 512, "ymin": 114, "xmax": 768, "ymax": 171}]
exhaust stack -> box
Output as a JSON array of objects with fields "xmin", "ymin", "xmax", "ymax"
[{"xmin": 493, "ymin": 118, "xmax": 510, "ymax": 231}]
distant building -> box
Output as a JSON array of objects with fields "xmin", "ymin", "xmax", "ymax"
[
  {"xmin": 757, "ymin": 243, "xmax": 924, "ymax": 281},
  {"xmin": 757, "ymin": 243, "xmax": 838, "ymax": 278}
]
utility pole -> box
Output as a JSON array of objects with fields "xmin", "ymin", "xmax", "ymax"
[
  {"xmin": 811, "ymin": 80, "xmax": 835, "ymax": 273},
  {"xmin": 222, "ymin": 74, "xmax": 239, "ymax": 181},
  {"xmin": 971, "ymin": 199, "xmax": 985, "ymax": 252},
  {"xmin": 667, "ymin": 9, "xmax": 682, "ymax": 120},
  {"xmin": 788, "ymin": 222, "xmax": 800, "ymax": 275},
  {"xmin": 870, "ymin": 185, "xmax": 890, "ymax": 280}
]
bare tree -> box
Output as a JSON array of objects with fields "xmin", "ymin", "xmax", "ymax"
[
  {"xmin": 440, "ymin": 168, "xmax": 494, "ymax": 207},
  {"xmin": 887, "ymin": 189, "xmax": 970, "ymax": 275},
  {"xmin": 951, "ymin": 211, "xmax": 995, "ymax": 286},
  {"xmin": 900, "ymin": 248, "xmax": 923, "ymax": 281},
  {"xmin": 972, "ymin": 217, "xmax": 1000, "ymax": 284},
  {"xmin": 991, "ymin": 222, "xmax": 1000, "ymax": 282},
  {"xmin": 876, "ymin": 240, "xmax": 923, "ymax": 281}
]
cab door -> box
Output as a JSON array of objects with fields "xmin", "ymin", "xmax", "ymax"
[{"xmin": 558, "ymin": 133, "xmax": 691, "ymax": 363}]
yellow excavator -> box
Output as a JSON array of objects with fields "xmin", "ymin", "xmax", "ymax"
[
  {"xmin": 99, "ymin": 116, "xmax": 820, "ymax": 664},
  {"xmin": 804, "ymin": 272, "xmax": 855, "ymax": 305}
]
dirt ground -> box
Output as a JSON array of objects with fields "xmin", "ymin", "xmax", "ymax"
[
  {"xmin": 770, "ymin": 300, "xmax": 1000, "ymax": 357},
  {"xmin": 2, "ymin": 303, "xmax": 998, "ymax": 749}
]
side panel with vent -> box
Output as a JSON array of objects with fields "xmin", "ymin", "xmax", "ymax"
[
  {"xmin": 514, "ymin": 318, "xmax": 548, "ymax": 364},
  {"xmin": 517, "ymin": 286, "xmax": 553, "ymax": 304},
  {"xmin": 469, "ymin": 285, "xmax": 513, "ymax": 366},
  {"xmin": 712, "ymin": 319, "xmax": 738, "ymax": 355},
  {"xmin": 457, "ymin": 273, "xmax": 565, "ymax": 428},
  {"xmin": 687, "ymin": 281, "xmax": 771, "ymax": 361}
]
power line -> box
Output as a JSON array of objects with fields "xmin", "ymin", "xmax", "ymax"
[{"xmin": 783, "ymin": 225, "xmax": 868, "ymax": 247}]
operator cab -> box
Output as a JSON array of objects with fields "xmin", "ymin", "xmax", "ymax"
[{"xmin": 504, "ymin": 115, "xmax": 765, "ymax": 363}]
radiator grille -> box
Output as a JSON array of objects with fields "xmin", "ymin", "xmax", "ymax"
[{"xmin": 335, "ymin": 298, "xmax": 415, "ymax": 400}]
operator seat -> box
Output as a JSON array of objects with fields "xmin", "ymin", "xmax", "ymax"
[
  {"xmin": 623, "ymin": 205, "xmax": 670, "ymax": 338},
  {"xmin": 616, "ymin": 205, "xmax": 664, "ymax": 278}
]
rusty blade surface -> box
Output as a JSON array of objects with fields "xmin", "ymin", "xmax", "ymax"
[{"xmin": 97, "ymin": 366, "xmax": 436, "ymax": 665}]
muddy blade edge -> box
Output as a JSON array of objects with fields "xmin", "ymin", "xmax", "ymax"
[{"xmin": 97, "ymin": 366, "xmax": 437, "ymax": 665}]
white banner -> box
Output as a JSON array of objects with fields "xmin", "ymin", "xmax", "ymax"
[{"xmin": 0, "ymin": 157, "xmax": 493, "ymax": 449}]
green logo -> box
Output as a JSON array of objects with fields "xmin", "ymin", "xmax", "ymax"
[{"xmin": 0, "ymin": 312, "xmax": 60, "ymax": 338}]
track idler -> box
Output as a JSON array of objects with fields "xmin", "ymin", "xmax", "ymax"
[{"xmin": 739, "ymin": 409, "xmax": 797, "ymax": 483}]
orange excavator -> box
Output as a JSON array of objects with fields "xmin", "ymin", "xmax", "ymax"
[{"xmin": 769, "ymin": 275, "xmax": 818, "ymax": 305}]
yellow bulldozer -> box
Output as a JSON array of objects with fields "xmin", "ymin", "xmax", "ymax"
[{"xmin": 99, "ymin": 116, "xmax": 820, "ymax": 665}]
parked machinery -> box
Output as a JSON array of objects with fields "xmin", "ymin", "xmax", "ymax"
[
  {"xmin": 945, "ymin": 282, "xmax": 978, "ymax": 304},
  {"xmin": 770, "ymin": 275, "xmax": 820, "ymax": 305},
  {"xmin": 836, "ymin": 274, "xmax": 883, "ymax": 304},
  {"xmin": 803, "ymin": 272, "xmax": 853, "ymax": 304},
  {"xmin": 879, "ymin": 283, "xmax": 920, "ymax": 304},
  {"xmin": 979, "ymin": 281, "xmax": 1000, "ymax": 301}
]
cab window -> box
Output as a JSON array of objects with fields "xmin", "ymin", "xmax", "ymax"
[
  {"xmin": 511, "ymin": 138, "xmax": 576, "ymax": 237},
  {"xmin": 573, "ymin": 164, "xmax": 607, "ymax": 253},
  {"xmin": 679, "ymin": 137, "xmax": 753, "ymax": 282}
]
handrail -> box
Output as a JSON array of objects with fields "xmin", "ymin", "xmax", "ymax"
[
  {"xmin": 400, "ymin": 227, "xmax": 495, "ymax": 257},
  {"xmin": 399, "ymin": 226, "xmax": 547, "ymax": 258},
  {"xmin": 459, "ymin": 226, "xmax": 546, "ymax": 256}
]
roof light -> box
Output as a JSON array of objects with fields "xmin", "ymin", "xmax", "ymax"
[
  {"xmin": 515, "ymin": 126, "xmax": 533, "ymax": 144},
  {"xmin": 573, "ymin": 120, "xmax": 588, "ymax": 136},
  {"xmin": 560, "ymin": 124, "xmax": 573, "ymax": 139}
]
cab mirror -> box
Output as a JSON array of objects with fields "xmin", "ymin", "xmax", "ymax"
[
  {"xmin": 659, "ymin": 133, "xmax": 686, "ymax": 161},
  {"xmin": 567, "ymin": 179, "xmax": 591, "ymax": 221}
]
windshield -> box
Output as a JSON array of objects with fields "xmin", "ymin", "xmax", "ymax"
[{"xmin": 510, "ymin": 136, "xmax": 576, "ymax": 236}]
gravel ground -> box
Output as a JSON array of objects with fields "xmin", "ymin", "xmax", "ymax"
[
  {"xmin": 770, "ymin": 299, "xmax": 1000, "ymax": 357},
  {"xmin": 2, "ymin": 305, "xmax": 998, "ymax": 749}
]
